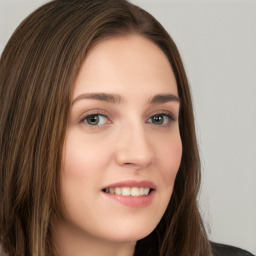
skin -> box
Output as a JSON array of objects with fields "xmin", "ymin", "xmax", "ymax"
[{"xmin": 53, "ymin": 35, "xmax": 182, "ymax": 256}]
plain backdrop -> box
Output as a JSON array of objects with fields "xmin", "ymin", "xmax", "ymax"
[{"xmin": 0, "ymin": 0, "xmax": 255, "ymax": 254}]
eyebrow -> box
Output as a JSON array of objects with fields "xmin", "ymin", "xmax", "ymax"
[
  {"xmin": 72, "ymin": 92, "xmax": 180, "ymax": 105},
  {"xmin": 149, "ymin": 94, "xmax": 180, "ymax": 104},
  {"xmin": 72, "ymin": 93, "xmax": 122, "ymax": 105}
]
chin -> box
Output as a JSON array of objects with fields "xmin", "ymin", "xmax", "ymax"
[{"xmin": 102, "ymin": 222, "xmax": 157, "ymax": 243}]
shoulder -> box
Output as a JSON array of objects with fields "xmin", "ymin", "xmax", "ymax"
[{"xmin": 211, "ymin": 242, "xmax": 255, "ymax": 256}]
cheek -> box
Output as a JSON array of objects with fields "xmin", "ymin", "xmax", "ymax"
[
  {"xmin": 60, "ymin": 132, "xmax": 107, "ymax": 219},
  {"xmin": 157, "ymin": 135, "xmax": 182, "ymax": 186},
  {"xmin": 62, "ymin": 130, "xmax": 110, "ymax": 178},
  {"xmin": 60, "ymin": 134, "xmax": 104, "ymax": 210}
]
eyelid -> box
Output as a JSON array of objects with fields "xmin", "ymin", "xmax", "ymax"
[{"xmin": 148, "ymin": 110, "xmax": 177, "ymax": 120}]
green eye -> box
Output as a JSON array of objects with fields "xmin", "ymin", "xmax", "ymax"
[
  {"xmin": 148, "ymin": 113, "xmax": 174, "ymax": 126},
  {"xmin": 151, "ymin": 115, "xmax": 165, "ymax": 125},
  {"xmin": 83, "ymin": 114, "xmax": 107, "ymax": 126}
]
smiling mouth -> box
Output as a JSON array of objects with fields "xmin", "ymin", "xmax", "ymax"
[{"xmin": 102, "ymin": 187, "xmax": 154, "ymax": 196}]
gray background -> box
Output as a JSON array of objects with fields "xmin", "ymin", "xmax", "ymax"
[{"xmin": 0, "ymin": 0, "xmax": 255, "ymax": 254}]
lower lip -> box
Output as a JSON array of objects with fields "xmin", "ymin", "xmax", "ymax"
[{"xmin": 103, "ymin": 191, "xmax": 155, "ymax": 208}]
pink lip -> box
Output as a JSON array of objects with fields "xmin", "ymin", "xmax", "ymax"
[{"xmin": 102, "ymin": 180, "xmax": 156, "ymax": 208}]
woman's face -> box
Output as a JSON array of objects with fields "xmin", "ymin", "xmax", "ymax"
[{"xmin": 60, "ymin": 35, "xmax": 182, "ymax": 245}]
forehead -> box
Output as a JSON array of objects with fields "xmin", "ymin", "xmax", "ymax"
[{"xmin": 74, "ymin": 35, "xmax": 178, "ymax": 99}]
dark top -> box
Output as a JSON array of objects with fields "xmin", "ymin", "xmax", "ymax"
[{"xmin": 212, "ymin": 243, "xmax": 255, "ymax": 256}]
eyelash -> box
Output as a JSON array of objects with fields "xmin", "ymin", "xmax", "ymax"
[
  {"xmin": 81, "ymin": 113, "xmax": 110, "ymax": 127},
  {"xmin": 80, "ymin": 111, "xmax": 177, "ymax": 128},
  {"xmin": 147, "ymin": 111, "xmax": 176, "ymax": 126}
]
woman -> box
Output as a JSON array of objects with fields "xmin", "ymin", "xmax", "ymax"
[{"xmin": 0, "ymin": 0, "xmax": 254, "ymax": 256}]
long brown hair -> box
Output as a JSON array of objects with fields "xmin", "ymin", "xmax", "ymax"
[{"xmin": 0, "ymin": 0, "xmax": 212, "ymax": 255}]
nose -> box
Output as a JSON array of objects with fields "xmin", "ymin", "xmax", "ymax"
[{"xmin": 114, "ymin": 123, "xmax": 153, "ymax": 169}]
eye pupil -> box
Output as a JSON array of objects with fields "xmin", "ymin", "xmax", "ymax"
[{"xmin": 152, "ymin": 115, "xmax": 164, "ymax": 124}]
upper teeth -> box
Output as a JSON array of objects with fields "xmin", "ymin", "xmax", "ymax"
[{"xmin": 104, "ymin": 187, "xmax": 150, "ymax": 196}]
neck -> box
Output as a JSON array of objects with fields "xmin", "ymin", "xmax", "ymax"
[{"xmin": 52, "ymin": 218, "xmax": 136, "ymax": 256}]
